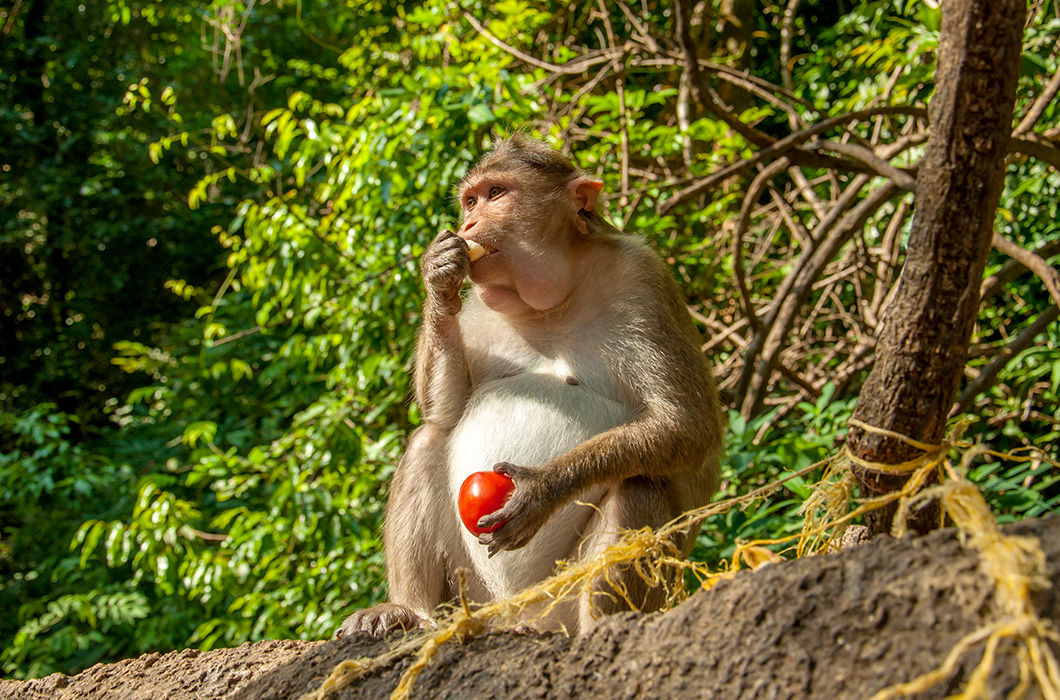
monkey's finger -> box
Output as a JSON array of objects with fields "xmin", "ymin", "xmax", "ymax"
[
  {"xmin": 424, "ymin": 268, "xmax": 461, "ymax": 288},
  {"xmin": 429, "ymin": 228, "xmax": 457, "ymax": 244},
  {"xmin": 424, "ymin": 252, "xmax": 468, "ymax": 276},
  {"xmin": 424, "ymin": 248, "xmax": 470, "ymax": 278},
  {"xmin": 478, "ymin": 532, "xmax": 500, "ymax": 557},
  {"xmin": 485, "ymin": 533, "xmax": 518, "ymax": 557},
  {"xmin": 481, "ymin": 517, "xmax": 532, "ymax": 556},
  {"xmin": 477, "ymin": 511, "xmax": 506, "ymax": 532},
  {"xmin": 492, "ymin": 461, "xmax": 532, "ymax": 481},
  {"xmin": 478, "ymin": 488, "xmax": 523, "ymax": 528},
  {"xmin": 427, "ymin": 229, "xmax": 468, "ymax": 254}
]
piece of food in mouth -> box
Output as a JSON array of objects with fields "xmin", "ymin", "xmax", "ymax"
[{"xmin": 467, "ymin": 240, "xmax": 487, "ymax": 262}]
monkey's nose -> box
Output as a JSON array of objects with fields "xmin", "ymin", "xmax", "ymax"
[{"xmin": 463, "ymin": 220, "xmax": 477, "ymax": 233}]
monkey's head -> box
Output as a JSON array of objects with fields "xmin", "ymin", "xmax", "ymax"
[{"xmin": 456, "ymin": 135, "xmax": 608, "ymax": 316}]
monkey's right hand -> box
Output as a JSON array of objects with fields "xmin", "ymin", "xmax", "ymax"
[
  {"xmin": 334, "ymin": 603, "xmax": 429, "ymax": 638},
  {"xmin": 422, "ymin": 229, "xmax": 471, "ymax": 316}
]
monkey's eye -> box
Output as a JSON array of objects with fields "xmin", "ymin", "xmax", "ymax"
[
  {"xmin": 465, "ymin": 196, "xmax": 476, "ymax": 210},
  {"xmin": 488, "ymin": 185, "xmax": 505, "ymax": 199}
]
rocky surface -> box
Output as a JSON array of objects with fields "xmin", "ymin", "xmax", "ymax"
[{"xmin": 3, "ymin": 516, "xmax": 1057, "ymax": 699}]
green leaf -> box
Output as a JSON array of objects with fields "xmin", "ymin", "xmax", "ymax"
[
  {"xmin": 467, "ymin": 103, "xmax": 495, "ymax": 125},
  {"xmin": 183, "ymin": 422, "xmax": 218, "ymax": 447}
]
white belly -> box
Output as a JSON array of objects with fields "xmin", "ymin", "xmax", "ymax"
[{"xmin": 448, "ymin": 372, "xmax": 632, "ymax": 600}]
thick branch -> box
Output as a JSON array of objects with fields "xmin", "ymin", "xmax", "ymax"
[
  {"xmin": 846, "ymin": 0, "xmax": 1025, "ymax": 536},
  {"xmin": 809, "ymin": 139, "xmax": 917, "ymax": 191},
  {"xmin": 1008, "ymin": 135, "xmax": 1060, "ymax": 172}
]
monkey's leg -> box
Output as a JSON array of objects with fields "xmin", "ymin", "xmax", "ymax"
[
  {"xmin": 575, "ymin": 477, "xmax": 695, "ymax": 634},
  {"xmin": 336, "ymin": 424, "xmax": 468, "ymax": 637}
]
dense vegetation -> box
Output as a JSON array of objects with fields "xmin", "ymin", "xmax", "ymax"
[{"xmin": 2, "ymin": 0, "xmax": 1057, "ymax": 679}]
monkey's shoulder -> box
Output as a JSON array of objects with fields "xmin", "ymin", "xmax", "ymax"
[
  {"xmin": 590, "ymin": 234, "xmax": 689, "ymax": 301},
  {"xmin": 587, "ymin": 234, "xmax": 703, "ymax": 334}
]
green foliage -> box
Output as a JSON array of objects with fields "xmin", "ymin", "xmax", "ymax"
[
  {"xmin": 791, "ymin": 1, "xmax": 939, "ymax": 109},
  {"xmin": 2, "ymin": 0, "xmax": 1057, "ymax": 680},
  {"xmin": 694, "ymin": 387, "xmax": 858, "ymax": 565},
  {"xmin": 4, "ymin": 0, "xmax": 550, "ymax": 677},
  {"xmin": 0, "ymin": 0, "xmax": 228, "ymax": 422},
  {"xmin": 0, "ymin": 405, "xmax": 144, "ymax": 677}
]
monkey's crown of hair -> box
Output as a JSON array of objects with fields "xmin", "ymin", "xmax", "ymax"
[{"xmin": 469, "ymin": 133, "xmax": 581, "ymax": 181}]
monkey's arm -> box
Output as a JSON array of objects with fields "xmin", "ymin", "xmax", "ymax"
[
  {"xmin": 414, "ymin": 315, "xmax": 471, "ymax": 430},
  {"xmin": 479, "ymin": 280, "xmax": 724, "ymax": 554},
  {"xmin": 415, "ymin": 229, "xmax": 474, "ymax": 430},
  {"xmin": 336, "ymin": 232, "xmax": 477, "ymax": 634}
]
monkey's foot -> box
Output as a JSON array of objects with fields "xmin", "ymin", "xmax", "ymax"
[{"xmin": 335, "ymin": 603, "xmax": 428, "ymax": 638}]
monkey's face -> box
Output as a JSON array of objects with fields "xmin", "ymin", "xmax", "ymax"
[{"xmin": 457, "ymin": 170, "xmax": 582, "ymax": 316}]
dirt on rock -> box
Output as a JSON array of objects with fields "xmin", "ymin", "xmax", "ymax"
[{"xmin": 3, "ymin": 515, "xmax": 1058, "ymax": 699}]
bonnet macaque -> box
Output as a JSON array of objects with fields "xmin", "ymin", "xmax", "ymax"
[{"xmin": 338, "ymin": 135, "xmax": 723, "ymax": 637}]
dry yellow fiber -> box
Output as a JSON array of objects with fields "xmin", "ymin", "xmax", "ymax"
[
  {"xmin": 795, "ymin": 417, "xmax": 957, "ymax": 557},
  {"xmin": 304, "ymin": 420, "xmax": 1059, "ymax": 700},
  {"xmin": 793, "ymin": 418, "xmax": 1058, "ymax": 700},
  {"xmin": 863, "ymin": 437, "xmax": 1060, "ymax": 700},
  {"xmin": 300, "ymin": 461, "xmax": 825, "ymax": 700}
]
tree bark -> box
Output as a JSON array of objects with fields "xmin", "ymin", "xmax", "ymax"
[{"xmin": 845, "ymin": 0, "xmax": 1025, "ymax": 536}]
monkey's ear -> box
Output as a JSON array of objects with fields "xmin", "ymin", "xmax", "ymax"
[{"xmin": 568, "ymin": 178, "xmax": 604, "ymax": 234}]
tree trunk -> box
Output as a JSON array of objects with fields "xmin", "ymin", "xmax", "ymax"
[{"xmin": 846, "ymin": 0, "xmax": 1025, "ymax": 536}]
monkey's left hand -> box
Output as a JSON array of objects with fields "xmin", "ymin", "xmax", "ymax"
[{"xmin": 477, "ymin": 462, "xmax": 562, "ymax": 556}]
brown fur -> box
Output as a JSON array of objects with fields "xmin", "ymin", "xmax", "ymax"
[{"xmin": 337, "ymin": 136, "xmax": 723, "ymax": 638}]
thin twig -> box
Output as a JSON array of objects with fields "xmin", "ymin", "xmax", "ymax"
[
  {"xmin": 597, "ymin": 2, "xmax": 631, "ymax": 204},
  {"xmin": 1014, "ymin": 39, "xmax": 1060, "ymax": 136},
  {"xmin": 732, "ymin": 160, "xmax": 791, "ymax": 333},
  {"xmin": 767, "ymin": 185, "xmax": 812, "ymax": 249},
  {"xmin": 673, "ymin": 0, "xmax": 775, "ymax": 149},
  {"xmin": 738, "ymin": 183, "xmax": 902, "ymax": 418},
  {"xmin": 780, "ymin": 0, "xmax": 803, "ymax": 95},
  {"xmin": 952, "ymin": 306, "xmax": 1060, "ymax": 415},
  {"xmin": 659, "ymin": 106, "xmax": 925, "ymax": 214},
  {"xmin": 461, "ymin": 9, "xmax": 617, "ymax": 75},
  {"xmin": 991, "ymin": 233, "xmax": 1060, "ymax": 307}
]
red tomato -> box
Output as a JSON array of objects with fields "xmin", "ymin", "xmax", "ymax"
[{"xmin": 457, "ymin": 471, "xmax": 515, "ymax": 536}]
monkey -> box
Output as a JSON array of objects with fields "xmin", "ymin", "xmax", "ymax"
[{"xmin": 336, "ymin": 135, "xmax": 724, "ymax": 637}]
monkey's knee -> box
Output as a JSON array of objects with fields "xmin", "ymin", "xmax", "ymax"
[
  {"xmin": 578, "ymin": 479, "xmax": 685, "ymax": 627},
  {"xmin": 387, "ymin": 422, "xmax": 451, "ymax": 506},
  {"xmin": 596, "ymin": 476, "xmax": 676, "ymax": 532},
  {"xmin": 403, "ymin": 422, "xmax": 449, "ymax": 461}
]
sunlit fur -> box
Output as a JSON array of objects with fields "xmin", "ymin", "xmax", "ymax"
[{"xmin": 337, "ymin": 137, "xmax": 723, "ymax": 638}]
